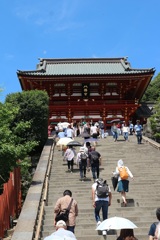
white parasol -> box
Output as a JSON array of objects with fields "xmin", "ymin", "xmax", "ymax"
[{"xmin": 96, "ymin": 216, "xmax": 138, "ymax": 231}]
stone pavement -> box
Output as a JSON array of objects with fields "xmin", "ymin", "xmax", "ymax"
[{"xmin": 41, "ymin": 134, "xmax": 160, "ymax": 240}]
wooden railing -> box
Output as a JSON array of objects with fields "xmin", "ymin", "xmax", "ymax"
[
  {"xmin": 33, "ymin": 138, "xmax": 54, "ymax": 240},
  {"xmin": 0, "ymin": 168, "xmax": 21, "ymax": 238}
]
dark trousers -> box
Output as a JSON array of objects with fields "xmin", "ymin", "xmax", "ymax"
[
  {"xmin": 95, "ymin": 200, "xmax": 109, "ymax": 222},
  {"xmin": 67, "ymin": 159, "xmax": 74, "ymax": 170},
  {"xmin": 67, "ymin": 225, "xmax": 75, "ymax": 233},
  {"xmin": 91, "ymin": 164, "xmax": 99, "ymax": 180},
  {"xmin": 79, "ymin": 164, "xmax": 87, "ymax": 178},
  {"xmin": 136, "ymin": 132, "xmax": 142, "ymax": 144}
]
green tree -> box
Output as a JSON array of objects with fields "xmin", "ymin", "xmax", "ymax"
[
  {"xmin": 0, "ymin": 102, "xmax": 37, "ymax": 186},
  {"xmin": 5, "ymin": 90, "xmax": 49, "ymax": 151},
  {"xmin": 150, "ymin": 97, "xmax": 160, "ymax": 143},
  {"xmin": 142, "ymin": 73, "xmax": 160, "ymax": 102}
]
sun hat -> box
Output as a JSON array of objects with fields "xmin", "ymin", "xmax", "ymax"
[{"xmin": 56, "ymin": 220, "xmax": 66, "ymax": 227}]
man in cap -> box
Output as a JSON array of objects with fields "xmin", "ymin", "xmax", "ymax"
[
  {"xmin": 44, "ymin": 220, "xmax": 77, "ymax": 239},
  {"xmin": 134, "ymin": 120, "xmax": 143, "ymax": 144}
]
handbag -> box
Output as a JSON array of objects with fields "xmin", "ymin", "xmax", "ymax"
[{"xmin": 55, "ymin": 198, "xmax": 73, "ymax": 222}]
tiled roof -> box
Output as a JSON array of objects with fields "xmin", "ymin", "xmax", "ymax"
[
  {"xmin": 136, "ymin": 104, "xmax": 152, "ymax": 117},
  {"xmin": 17, "ymin": 58, "xmax": 155, "ymax": 76}
]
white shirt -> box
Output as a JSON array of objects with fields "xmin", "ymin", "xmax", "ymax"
[
  {"xmin": 90, "ymin": 125, "xmax": 98, "ymax": 134},
  {"xmin": 64, "ymin": 148, "xmax": 75, "ymax": 161},
  {"xmin": 122, "ymin": 126, "xmax": 129, "ymax": 133}
]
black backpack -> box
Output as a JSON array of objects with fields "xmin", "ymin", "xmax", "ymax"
[
  {"xmin": 96, "ymin": 180, "xmax": 109, "ymax": 198},
  {"xmin": 80, "ymin": 153, "xmax": 88, "ymax": 165}
]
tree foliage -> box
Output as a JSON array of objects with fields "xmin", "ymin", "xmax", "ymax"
[
  {"xmin": 142, "ymin": 73, "xmax": 160, "ymax": 102},
  {"xmin": 150, "ymin": 97, "xmax": 160, "ymax": 142},
  {"xmin": 5, "ymin": 90, "xmax": 49, "ymax": 151},
  {"xmin": 0, "ymin": 102, "xmax": 37, "ymax": 185},
  {"xmin": 142, "ymin": 73, "xmax": 160, "ymax": 142},
  {"xmin": 0, "ymin": 90, "xmax": 49, "ymax": 187}
]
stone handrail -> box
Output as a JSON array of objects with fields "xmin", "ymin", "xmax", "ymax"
[
  {"xmin": 11, "ymin": 137, "xmax": 54, "ymax": 240},
  {"xmin": 142, "ymin": 135, "xmax": 160, "ymax": 150}
]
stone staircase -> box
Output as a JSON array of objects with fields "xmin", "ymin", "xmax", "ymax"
[{"xmin": 41, "ymin": 135, "xmax": 160, "ymax": 240}]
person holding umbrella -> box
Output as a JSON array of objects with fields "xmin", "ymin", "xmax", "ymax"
[
  {"xmin": 113, "ymin": 159, "xmax": 134, "ymax": 206},
  {"xmin": 117, "ymin": 229, "xmax": 138, "ymax": 240}
]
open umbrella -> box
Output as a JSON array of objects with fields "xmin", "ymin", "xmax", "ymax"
[
  {"xmin": 48, "ymin": 236, "xmax": 76, "ymax": 240},
  {"xmin": 110, "ymin": 119, "xmax": 121, "ymax": 123},
  {"xmin": 96, "ymin": 216, "xmax": 138, "ymax": 231},
  {"xmin": 58, "ymin": 122, "xmax": 70, "ymax": 129},
  {"xmin": 84, "ymin": 138, "xmax": 99, "ymax": 142},
  {"xmin": 67, "ymin": 140, "xmax": 82, "ymax": 147},
  {"xmin": 80, "ymin": 132, "xmax": 91, "ymax": 138},
  {"xmin": 56, "ymin": 137, "xmax": 73, "ymax": 146}
]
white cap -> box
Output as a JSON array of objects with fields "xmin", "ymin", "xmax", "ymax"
[{"xmin": 56, "ymin": 220, "xmax": 66, "ymax": 227}]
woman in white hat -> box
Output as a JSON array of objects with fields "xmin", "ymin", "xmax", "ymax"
[
  {"xmin": 113, "ymin": 159, "xmax": 134, "ymax": 206},
  {"xmin": 76, "ymin": 147, "xmax": 89, "ymax": 181}
]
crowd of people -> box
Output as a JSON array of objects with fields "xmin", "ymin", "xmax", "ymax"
[
  {"xmin": 44, "ymin": 118, "xmax": 157, "ymax": 240},
  {"xmin": 110, "ymin": 120, "xmax": 143, "ymax": 144},
  {"xmin": 50, "ymin": 118, "xmax": 143, "ymax": 145}
]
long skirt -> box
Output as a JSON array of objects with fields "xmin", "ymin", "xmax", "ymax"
[{"xmin": 117, "ymin": 180, "xmax": 129, "ymax": 192}]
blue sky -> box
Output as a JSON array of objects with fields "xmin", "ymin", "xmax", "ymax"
[{"xmin": 0, "ymin": 0, "xmax": 160, "ymax": 102}]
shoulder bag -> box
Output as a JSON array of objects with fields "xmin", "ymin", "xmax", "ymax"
[{"xmin": 55, "ymin": 198, "xmax": 73, "ymax": 223}]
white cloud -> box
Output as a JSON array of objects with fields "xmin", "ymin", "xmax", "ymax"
[
  {"xmin": 4, "ymin": 53, "xmax": 14, "ymax": 60},
  {"xmin": 13, "ymin": 0, "xmax": 82, "ymax": 32}
]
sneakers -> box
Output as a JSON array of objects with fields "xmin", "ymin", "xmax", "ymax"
[
  {"xmin": 102, "ymin": 230, "xmax": 107, "ymax": 235},
  {"xmin": 97, "ymin": 221, "xmax": 101, "ymax": 226}
]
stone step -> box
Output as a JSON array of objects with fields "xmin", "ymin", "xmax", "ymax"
[
  {"xmin": 44, "ymin": 205, "xmax": 157, "ymax": 212},
  {"xmin": 41, "ymin": 226, "xmax": 150, "ymax": 237},
  {"xmin": 41, "ymin": 231, "xmax": 148, "ymax": 240},
  {"xmin": 47, "ymin": 201, "xmax": 159, "ymax": 208},
  {"xmin": 43, "ymin": 217, "xmax": 155, "ymax": 226},
  {"xmin": 40, "ymin": 136, "xmax": 160, "ymax": 240}
]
